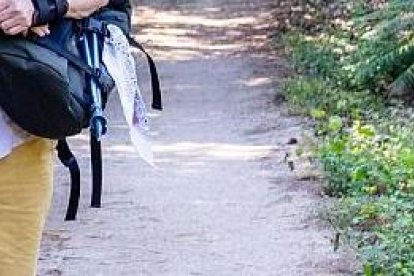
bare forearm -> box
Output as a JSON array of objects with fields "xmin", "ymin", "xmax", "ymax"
[{"xmin": 65, "ymin": 0, "xmax": 109, "ymax": 19}]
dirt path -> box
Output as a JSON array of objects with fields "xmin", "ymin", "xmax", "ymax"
[{"xmin": 39, "ymin": 1, "xmax": 355, "ymax": 275}]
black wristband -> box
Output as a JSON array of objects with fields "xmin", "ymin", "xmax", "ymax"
[
  {"xmin": 31, "ymin": 0, "xmax": 69, "ymax": 26},
  {"xmin": 55, "ymin": 0, "xmax": 69, "ymax": 17}
]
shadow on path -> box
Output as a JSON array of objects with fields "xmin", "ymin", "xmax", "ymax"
[{"xmin": 39, "ymin": 1, "xmax": 356, "ymax": 275}]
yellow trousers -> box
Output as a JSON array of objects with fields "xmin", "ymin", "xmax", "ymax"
[{"xmin": 0, "ymin": 138, "xmax": 54, "ymax": 276}]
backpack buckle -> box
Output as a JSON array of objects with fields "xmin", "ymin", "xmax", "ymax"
[
  {"xmin": 92, "ymin": 67, "xmax": 115, "ymax": 97},
  {"xmin": 80, "ymin": 18, "xmax": 110, "ymax": 38}
]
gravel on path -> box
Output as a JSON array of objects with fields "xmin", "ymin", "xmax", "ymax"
[{"xmin": 38, "ymin": 1, "xmax": 356, "ymax": 275}]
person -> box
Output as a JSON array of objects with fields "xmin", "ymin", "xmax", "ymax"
[{"xmin": 0, "ymin": 0, "xmax": 110, "ymax": 275}]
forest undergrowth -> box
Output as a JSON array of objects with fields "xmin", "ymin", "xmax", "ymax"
[{"xmin": 276, "ymin": 1, "xmax": 414, "ymax": 275}]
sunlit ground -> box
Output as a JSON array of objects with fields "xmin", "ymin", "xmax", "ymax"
[
  {"xmin": 66, "ymin": 1, "xmax": 285, "ymax": 171},
  {"xmin": 131, "ymin": 4, "xmax": 274, "ymax": 60}
]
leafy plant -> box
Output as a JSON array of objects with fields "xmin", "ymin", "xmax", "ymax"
[{"xmin": 352, "ymin": 0, "xmax": 414, "ymax": 96}]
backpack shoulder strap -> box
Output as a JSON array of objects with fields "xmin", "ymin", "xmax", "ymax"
[
  {"xmin": 56, "ymin": 137, "xmax": 104, "ymax": 220},
  {"xmin": 34, "ymin": 35, "xmax": 115, "ymax": 95},
  {"xmin": 56, "ymin": 139, "xmax": 81, "ymax": 221},
  {"xmin": 34, "ymin": 38, "xmax": 97, "ymax": 77}
]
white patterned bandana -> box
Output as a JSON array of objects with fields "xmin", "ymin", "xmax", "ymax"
[{"xmin": 102, "ymin": 24, "xmax": 154, "ymax": 165}]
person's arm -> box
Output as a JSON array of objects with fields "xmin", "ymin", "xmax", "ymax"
[
  {"xmin": 0, "ymin": 0, "xmax": 108, "ymax": 36},
  {"xmin": 65, "ymin": 0, "xmax": 109, "ymax": 19},
  {"xmin": 30, "ymin": 0, "xmax": 108, "ymax": 37}
]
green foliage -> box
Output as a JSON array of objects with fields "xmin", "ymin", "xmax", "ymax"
[
  {"xmin": 283, "ymin": 33, "xmax": 341, "ymax": 78},
  {"xmin": 280, "ymin": 1, "xmax": 414, "ymax": 274},
  {"xmin": 282, "ymin": 77, "xmax": 382, "ymax": 119},
  {"xmin": 352, "ymin": 0, "xmax": 414, "ymax": 96},
  {"xmin": 329, "ymin": 196, "xmax": 414, "ymax": 275},
  {"xmin": 318, "ymin": 117, "xmax": 414, "ymax": 195},
  {"xmin": 282, "ymin": 0, "xmax": 414, "ymax": 96},
  {"xmin": 354, "ymin": 39, "xmax": 414, "ymax": 94}
]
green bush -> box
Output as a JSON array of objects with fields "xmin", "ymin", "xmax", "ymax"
[
  {"xmin": 352, "ymin": 0, "xmax": 414, "ymax": 96},
  {"xmin": 330, "ymin": 196, "xmax": 414, "ymax": 275},
  {"xmin": 283, "ymin": 33, "xmax": 341, "ymax": 78},
  {"xmin": 282, "ymin": 77, "xmax": 382, "ymax": 119}
]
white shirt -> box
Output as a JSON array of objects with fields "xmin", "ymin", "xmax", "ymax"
[{"xmin": 0, "ymin": 109, "xmax": 29, "ymax": 159}]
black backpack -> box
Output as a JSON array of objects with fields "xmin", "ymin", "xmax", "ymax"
[{"xmin": 0, "ymin": 1, "xmax": 162, "ymax": 220}]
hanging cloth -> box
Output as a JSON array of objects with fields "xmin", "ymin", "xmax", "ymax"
[{"xmin": 102, "ymin": 24, "xmax": 154, "ymax": 165}]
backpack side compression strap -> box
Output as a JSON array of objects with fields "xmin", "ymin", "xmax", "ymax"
[
  {"xmin": 90, "ymin": 136, "xmax": 103, "ymax": 208},
  {"xmin": 127, "ymin": 36, "xmax": 163, "ymax": 110},
  {"xmin": 56, "ymin": 139, "xmax": 81, "ymax": 221}
]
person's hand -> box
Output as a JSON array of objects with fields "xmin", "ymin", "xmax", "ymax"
[
  {"xmin": 0, "ymin": 0, "xmax": 35, "ymax": 35},
  {"xmin": 30, "ymin": 25, "xmax": 50, "ymax": 37}
]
